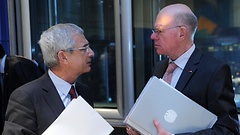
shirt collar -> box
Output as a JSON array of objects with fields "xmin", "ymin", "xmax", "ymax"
[
  {"xmin": 48, "ymin": 69, "xmax": 75, "ymax": 96},
  {"xmin": 170, "ymin": 44, "xmax": 195, "ymax": 70}
]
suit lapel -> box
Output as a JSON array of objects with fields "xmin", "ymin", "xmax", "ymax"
[
  {"xmin": 41, "ymin": 74, "xmax": 65, "ymax": 118},
  {"xmin": 175, "ymin": 48, "xmax": 202, "ymax": 92}
]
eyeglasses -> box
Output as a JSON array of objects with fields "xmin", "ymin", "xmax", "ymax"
[
  {"xmin": 67, "ymin": 44, "xmax": 90, "ymax": 53},
  {"xmin": 152, "ymin": 26, "xmax": 182, "ymax": 35}
]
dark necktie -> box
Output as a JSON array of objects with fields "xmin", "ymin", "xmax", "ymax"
[
  {"xmin": 163, "ymin": 62, "xmax": 178, "ymax": 84},
  {"xmin": 69, "ymin": 86, "xmax": 77, "ymax": 100}
]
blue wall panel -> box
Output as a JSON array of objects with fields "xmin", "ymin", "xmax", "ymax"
[{"xmin": 0, "ymin": 0, "xmax": 10, "ymax": 54}]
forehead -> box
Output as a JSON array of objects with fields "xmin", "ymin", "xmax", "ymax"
[
  {"xmin": 155, "ymin": 12, "xmax": 174, "ymax": 28},
  {"xmin": 72, "ymin": 34, "xmax": 88, "ymax": 46}
]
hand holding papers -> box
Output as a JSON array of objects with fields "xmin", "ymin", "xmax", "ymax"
[
  {"xmin": 42, "ymin": 96, "xmax": 113, "ymax": 135},
  {"xmin": 124, "ymin": 76, "xmax": 217, "ymax": 135}
]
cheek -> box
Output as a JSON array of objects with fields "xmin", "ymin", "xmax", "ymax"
[
  {"xmin": 75, "ymin": 60, "xmax": 87, "ymax": 74},
  {"xmin": 73, "ymin": 56, "xmax": 85, "ymax": 67},
  {"xmin": 157, "ymin": 36, "xmax": 175, "ymax": 54},
  {"xmin": 78, "ymin": 58, "xmax": 86, "ymax": 68},
  {"xmin": 78, "ymin": 56, "xmax": 89, "ymax": 69},
  {"xmin": 164, "ymin": 34, "xmax": 177, "ymax": 46}
]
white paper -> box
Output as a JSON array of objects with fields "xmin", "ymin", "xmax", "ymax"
[{"xmin": 42, "ymin": 96, "xmax": 114, "ymax": 135}]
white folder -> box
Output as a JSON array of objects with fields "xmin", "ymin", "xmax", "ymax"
[
  {"xmin": 124, "ymin": 76, "xmax": 217, "ymax": 135},
  {"xmin": 42, "ymin": 96, "xmax": 114, "ymax": 135}
]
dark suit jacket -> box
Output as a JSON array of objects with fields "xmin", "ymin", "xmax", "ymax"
[
  {"xmin": 3, "ymin": 55, "xmax": 44, "ymax": 103},
  {"xmin": 2, "ymin": 73, "xmax": 93, "ymax": 135},
  {"xmin": 153, "ymin": 47, "xmax": 239, "ymax": 135},
  {"xmin": 0, "ymin": 55, "xmax": 44, "ymax": 133}
]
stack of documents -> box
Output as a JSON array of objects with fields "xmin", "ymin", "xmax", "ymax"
[
  {"xmin": 124, "ymin": 76, "xmax": 217, "ymax": 135},
  {"xmin": 42, "ymin": 96, "xmax": 114, "ymax": 135}
]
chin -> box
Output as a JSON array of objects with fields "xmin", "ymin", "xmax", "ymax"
[
  {"xmin": 85, "ymin": 67, "xmax": 91, "ymax": 72},
  {"xmin": 156, "ymin": 51, "xmax": 163, "ymax": 55}
]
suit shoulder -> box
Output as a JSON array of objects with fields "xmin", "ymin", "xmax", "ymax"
[
  {"xmin": 13, "ymin": 75, "xmax": 45, "ymax": 95},
  {"xmin": 201, "ymin": 53, "xmax": 227, "ymax": 66}
]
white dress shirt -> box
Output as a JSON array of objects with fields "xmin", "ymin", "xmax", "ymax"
[
  {"xmin": 48, "ymin": 69, "xmax": 77, "ymax": 107},
  {"xmin": 169, "ymin": 44, "xmax": 195, "ymax": 87}
]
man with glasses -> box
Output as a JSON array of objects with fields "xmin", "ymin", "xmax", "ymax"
[
  {"xmin": 2, "ymin": 23, "xmax": 95, "ymax": 135},
  {"xmin": 127, "ymin": 3, "xmax": 239, "ymax": 135}
]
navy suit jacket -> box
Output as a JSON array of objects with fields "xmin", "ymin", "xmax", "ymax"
[
  {"xmin": 153, "ymin": 47, "xmax": 239, "ymax": 135},
  {"xmin": 2, "ymin": 73, "xmax": 93, "ymax": 135}
]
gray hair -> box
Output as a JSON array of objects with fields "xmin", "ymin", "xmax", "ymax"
[
  {"xmin": 174, "ymin": 12, "xmax": 198, "ymax": 40},
  {"xmin": 38, "ymin": 23, "xmax": 84, "ymax": 68}
]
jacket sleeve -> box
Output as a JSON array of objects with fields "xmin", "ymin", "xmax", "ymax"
[{"xmin": 2, "ymin": 88, "xmax": 38, "ymax": 135}]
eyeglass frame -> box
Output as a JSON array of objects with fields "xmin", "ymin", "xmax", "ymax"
[
  {"xmin": 67, "ymin": 44, "xmax": 90, "ymax": 53},
  {"xmin": 152, "ymin": 25, "xmax": 182, "ymax": 35}
]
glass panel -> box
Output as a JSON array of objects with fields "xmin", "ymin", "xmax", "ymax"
[
  {"xmin": 154, "ymin": 0, "xmax": 240, "ymax": 113},
  {"xmin": 29, "ymin": 0, "xmax": 116, "ymax": 108},
  {"xmin": 132, "ymin": 0, "xmax": 159, "ymax": 98},
  {"xmin": 29, "ymin": 0, "xmax": 49, "ymax": 70}
]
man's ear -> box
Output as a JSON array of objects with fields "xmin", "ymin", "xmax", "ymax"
[
  {"xmin": 58, "ymin": 50, "xmax": 68, "ymax": 62},
  {"xmin": 178, "ymin": 26, "xmax": 187, "ymax": 40}
]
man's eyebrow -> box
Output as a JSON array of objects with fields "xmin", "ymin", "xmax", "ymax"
[{"xmin": 83, "ymin": 43, "xmax": 89, "ymax": 47}]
